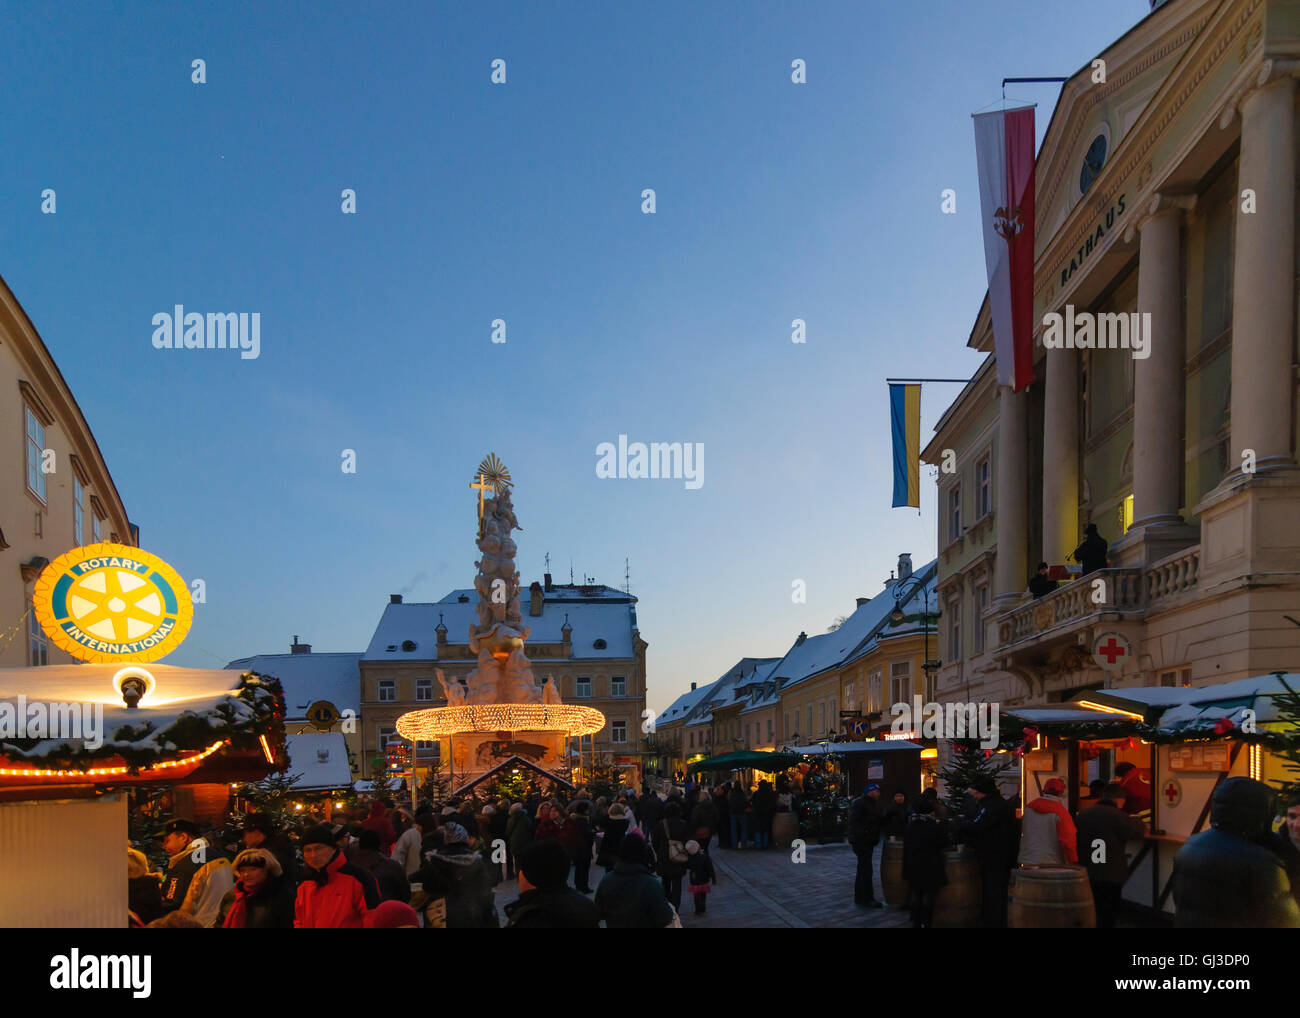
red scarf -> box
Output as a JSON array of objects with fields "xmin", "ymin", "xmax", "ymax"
[{"xmin": 221, "ymin": 880, "xmax": 256, "ymax": 928}]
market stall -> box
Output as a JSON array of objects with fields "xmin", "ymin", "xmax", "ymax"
[{"xmin": 1003, "ymin": 672, "xmax": 1297, "ymax": 919}]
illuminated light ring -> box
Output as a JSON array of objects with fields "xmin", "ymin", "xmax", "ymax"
[
  {"xmin": 32, "ymin": 542, "xmax": 194, "ymax": 664},
  {"xmin": 0, "ymin": 739, "xmax": 227, "ymax": 779},
  {"xmin": 112, "ymin": 666, "xmax": 157, "ymax": 701},
  {"xmin": 396, "ymin": 703, "xmax": 606, "ymax": 740}
]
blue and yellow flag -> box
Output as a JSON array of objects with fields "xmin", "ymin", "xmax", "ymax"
[{"xmin": 890, "ymin": 383, "xmax": 920, "ymax": 508}]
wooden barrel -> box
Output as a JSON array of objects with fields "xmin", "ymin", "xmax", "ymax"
[
  {"xmin": 881, "ymin": 837, "xmax": 907, "ymax": 908},
  {"xmin": 1008, "ymin": 866, "xmax": 1096, "ymax": 928},
  {"xmin": 772, "ymin": 811, "xmax": 798, "ymax": 848},
  {"xmin": 933, "ymin": 845, "xmax": 981, "ymax": 927}
]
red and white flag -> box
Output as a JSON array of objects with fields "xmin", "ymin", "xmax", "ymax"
[{"xmin": 973, "ymin": 106, "xmax": 1036, "ymax": 392}]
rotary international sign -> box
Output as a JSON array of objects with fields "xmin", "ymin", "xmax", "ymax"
[{"xmin": 32, "ymin": 543, "xmax": 193, "ymax": 663}]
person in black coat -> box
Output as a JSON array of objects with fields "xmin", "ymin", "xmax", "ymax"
[
  {"xmin": 127, "ymin": 849, "xmax": 164, "ymax": 926},
  {"xmin": 1075, "ymin": 783, "xmax": 1148, "ymax": 928},
  {"xmin": 955, "ymin": 778, "xmax": 1016, "ymax": 928},
  {"xmin": 652, "ymin": 801, "xmax": 690, "ymax": 910},
  {"xmin": 350, "ymin": 829, "xmax": 412, "ymax": 903},
  {"xmin": 847, "ymin": 784, "xmax": 884, "ymax": 907},
  {"xmin": 750, "ymin": 780, "xmax": 777, "ymax": 850},
  {"xmin": 504, "ymin": 840, "xmax": 600, "ymax": 929},
  {"xmin": 596, "ymin": 804, "xmax": 631, "ymax": 870},
  {"xmin": 902, "ymin": 797, "xmax": 948, "ymax": 928},
  {"xmin": 1072, "ymin": 523, "xmax": 1109, "ymax": 576},
  {"xmin": 216, "ymin": 848, "xmax": 296, "ymax": 928},
  {"xmin": 1028, "ymin": 561, "xmax": 1059, "ymax": 599},
  {"xmin": 881, "ymin": 790, "xmax": 910, "ymax": 840},
  {"xmin": 1172, "ymin": 778, "xmax": 1300, "ymax": 928}
]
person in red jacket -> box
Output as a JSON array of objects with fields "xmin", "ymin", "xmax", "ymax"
[
  {"xmin": 295, "ymin": 824, "xmax": 380, "ymax": 928},
  {"xmin": 361, "ymin": 799, "xmax": 397, "ymax": 856},
  {"xmin": 1115, "ymin": 762, "xmax": 1153, "ymax": 818}
]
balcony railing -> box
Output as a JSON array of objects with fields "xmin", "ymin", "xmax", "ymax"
[
  {"xmin": 997, "ymin": 567, "xmax": 1144, "ymax": 649},
  {"xmin": 1145, "ymin": 545, "xmax": 1200, "ymax": 604}
]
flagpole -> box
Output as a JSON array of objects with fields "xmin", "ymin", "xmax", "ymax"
[{"xmin": 884, "ymin": 378, "xmax": 970, "ymax": 383}]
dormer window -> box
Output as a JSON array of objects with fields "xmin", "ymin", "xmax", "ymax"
[{"xmin": 592, "ymin": 638, "xmax": 607, "ymax": 650}]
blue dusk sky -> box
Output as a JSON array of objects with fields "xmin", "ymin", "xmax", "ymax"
[{"xmin": 2, "ymin": 1, "xmax": 1144, "ymax": 712}]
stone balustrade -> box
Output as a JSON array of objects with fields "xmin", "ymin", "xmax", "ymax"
[
  {"xmin": 1145, "ymin": 545, "xmax": 1200, "ymax": 603},
  {"xmin": 997, "ymin": 568, "xmax": 1144, "ymax": 648}
]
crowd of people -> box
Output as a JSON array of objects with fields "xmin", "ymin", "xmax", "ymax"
[
  {"xmin": 127, "ymin": 782, "xmax": 745, "ymax": 929},
  {"xmin": 846, "ymin": 772, "xmax": 1300, "ymax": 929}
]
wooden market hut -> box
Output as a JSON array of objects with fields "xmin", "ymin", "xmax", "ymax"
[
  {"xmin": 1002, "ymin": 672, "xmax": 1297, "ymax": 921},
  {"xmin": 0, "ymin": 664, "xmax": 286, "ymax": 927}
]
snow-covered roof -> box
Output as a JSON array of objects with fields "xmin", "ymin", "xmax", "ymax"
[
  {"xmin": 226, "ymin": 652, "xmax": 362, "ymax": 717},
  {"xmin": 773, "ymin": 566, "xmax": 937, "ymax": 690},
  {"xmin": 1088, "ymin": 674, "xmax": 1300, "ymax": 730},
  {"xmin": 656, "ymin": 683, "xmax": 716, "ymax": 727},
  {"xmin": 364, "ymin": 590, "xmax": 638, "ymax": 662},
  {"xmin": 679, "ymin": 657, "xmax": 780, "ymax": 727},
  {"xmin": 847, "ymin": 561, "xmax": 939, "ymax": 664},
  {"xmin": 0, "ymin": 664, "xmax": 276, "ymax": 763},
  {"xmin": 284, "ymin": 732, "xmax": 354, "ymax": 791}
]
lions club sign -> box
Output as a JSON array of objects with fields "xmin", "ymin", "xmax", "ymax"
[{"xmin": 33, "ymin": 543, "xmax": 193, "ymax": 663}]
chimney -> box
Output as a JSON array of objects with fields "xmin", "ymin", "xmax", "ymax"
[
  {"xmin": 855, "ymin": 597, "xmax": 869, "ymax": 607},
  {"xmin": 795, "ymin": 631, "xmax": 807, "ymax": 646},
  {"xmin": 436, "ymin": 613, "xmax": 447, "ymax": 647},
  {"xmin": 543, "ymin": 572, "xmax": 554, "ymax": 592},
  {"xmin": 898, "ymin": 553, "xmax": 913, "ymax": 582},
  {"xmin": 390, "ymin": 594, "xmax": 403, "ymax": 604},
  {"xmin": 290, "ymin": 635, "xmax": 311, "ymax": 655},
  {"xmin": 690, "ymin": 682, "xmax": 697, "ymax": 691},
  {"xmin": 561, "ymin": 614, "xmax": 572, "ymax": 645},
  {"xmin": 529, "ymin": 581, "xmax": 544, "ymax": 617}
]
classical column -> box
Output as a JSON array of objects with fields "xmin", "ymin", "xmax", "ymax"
[
  {"xmin": 1042, "ymin": 345, "xmax": 1079, "ymax": 563},
  {"xmin": 1230, "ymin": 72, "xmax": 1296, "ymax": 473},
  {"xmin": 994, "ymin": 385, "xmax": 1028, "ymax": 603},
  {"xmin": 1132, "ymin": 201, "xmax": 1186, "ymax": 526}
]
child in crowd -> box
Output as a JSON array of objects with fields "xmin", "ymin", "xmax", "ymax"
[{"xmin": 685, "ymin": 840, "xmax": 715, "ymax": 915}]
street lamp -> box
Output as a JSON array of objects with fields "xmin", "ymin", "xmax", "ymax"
[{"xmin": 890, "ymin": 578, "xmax": 940, "ymax": 692}]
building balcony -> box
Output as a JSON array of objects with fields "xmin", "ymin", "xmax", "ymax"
[
  {"xmin": 994, "ymin": 546, "xmax": 1202, "ymax": 661},
  {"xmin": 996, "ymin": 567, "xmax": 1144, "ymax": 654}
]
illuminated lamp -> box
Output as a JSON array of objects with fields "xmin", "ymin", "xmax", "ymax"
[
  {"xmin": 1075, "ymin": 699, "xmax": 1145, "ymax": 721},
  {"xmin": 112, "ymin": 666, "xmax": 156, "ymax": 708},
  {"xmin": 0, "ymin": 739, "xmax": 226, "ymax": 778}
]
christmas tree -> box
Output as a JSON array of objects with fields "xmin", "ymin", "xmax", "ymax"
[
  {"xmin": 237, "ymin": 769, "xmax": 304, "ymax": 833},
  {"xmin": 1269, "ymin": 674, "xmax": 1300, "ymax": 802},
  {"xmin": 939, "ymin": 738, "xmax": 1012, "ymax": 815}
]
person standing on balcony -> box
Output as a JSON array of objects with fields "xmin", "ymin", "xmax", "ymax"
[
  {"xmin": 1072, "ymin": 523, "xmax": 1109, "ymax": 576},
  {"xmin": 1029, "ymin": 562, "xmax": 1059, "ymax": 599}
]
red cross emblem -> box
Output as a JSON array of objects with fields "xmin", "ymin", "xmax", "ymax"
[
  {"xmin": 1162, "ymin": 779, "xmax": 1181, "ymax": 807},
  {"xmin": 1098, "ymin": 638, "xmax": 1126, "ymax": 664},
  {"xmin": 1092, "ymin": 631, "xmax": 1131, "ymax": 671}
]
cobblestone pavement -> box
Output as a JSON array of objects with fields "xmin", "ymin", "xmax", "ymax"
[
  {"xmin": 680, "ymin": 843, "xmax": 911, "ymax": 929},
  {"xmin": 490, "ymin": 842, "xmax": 913, "ymax": 928}
]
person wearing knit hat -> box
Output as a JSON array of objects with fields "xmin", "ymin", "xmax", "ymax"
[
  {"xmin": 217, "ymin": 848, "xmax": 295, "ymax": 928},
  {"xmin": 956, "ymin": 776, "xmax": 1015, "ymax": 927},
  {"xmin": 294, "ymin": 824, "xmax": 380, "ymax": 928},
  {"xmin": 410, "ymin": 820, "xmax": 498, "ymax": 928},
  {"xmin": 364, "ymin": 900, "xmax": 420, "ymax": 928},
  {"xmin": 1019, "ymin": 776, "xmax": 1078, "ymax": 867}
]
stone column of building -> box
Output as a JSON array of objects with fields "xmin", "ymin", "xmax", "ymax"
[
  {"xmin": 994, "ymin": 385, "xmax": 1028, "ymax": 604},
  {"xmin": 1230, "ymin": 73, "xmax": 1296, "ymax": 473},
  {"xmin": 1042, "ymin": 345, "xmax": 1079, "ymax": 565},
  {"xmin": 1132, "ymin": 200, "xmax": 1187, "ymax": 527}
]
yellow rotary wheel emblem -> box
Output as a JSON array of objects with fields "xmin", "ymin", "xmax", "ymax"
[{"xmin": 33, "ymin": 542, "xmax": 193, "ymax": 663}]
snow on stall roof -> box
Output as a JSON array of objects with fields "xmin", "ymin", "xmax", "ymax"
[
  {"xmin": 1088, "ymin": 673, "xmax": 1300, "ymax": 710},
  {"xmin": 1003, "ymin": 708, "xmax": 1122, "ymax": 724},
  {"xmin": 226, "ymin": 652, "xmax": 362, "ymax": 717},
  {"xmin": 364, "ymin": 593, "xmax": 636, "ymax": 661},
  {"xmin": 786, "ymin": 741, "xmax": 922, "ymax": 754},
  {"xmin": 0, "ymin": 663, "xmax": 257, "ymax": 759},
  {"xmin": 285, "ymin": 732, "xmax": 354, "ymax": 791}
]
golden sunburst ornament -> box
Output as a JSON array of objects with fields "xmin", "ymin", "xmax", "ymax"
[{"xmin": 476, "ymin": 453, "xmax": 512, "ymax": 493}]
